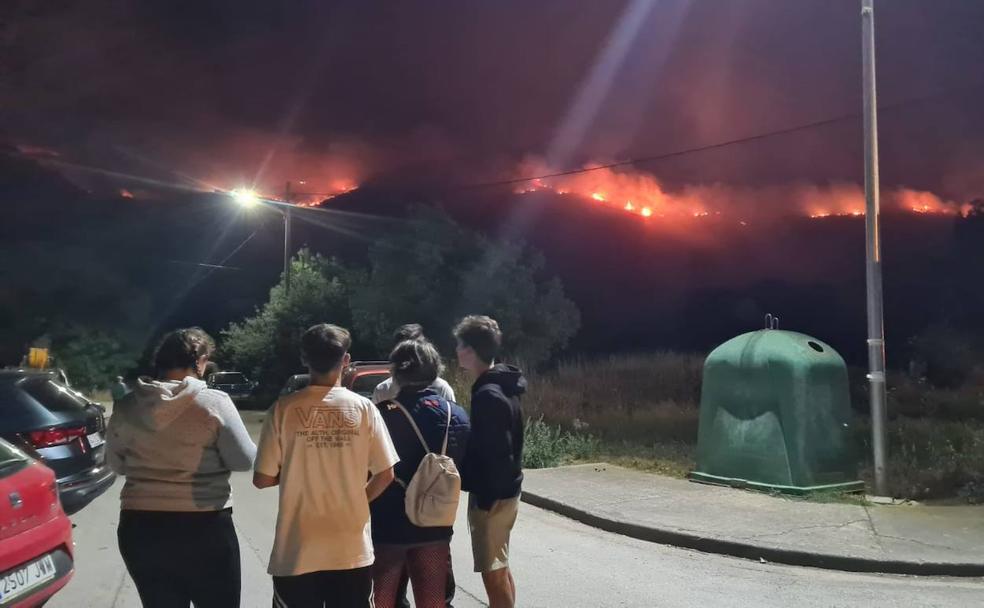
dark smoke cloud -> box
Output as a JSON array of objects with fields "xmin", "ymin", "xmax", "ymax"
[{"xmin": 3, "ymin": 0, "xmax": 984, "ymax": 200}]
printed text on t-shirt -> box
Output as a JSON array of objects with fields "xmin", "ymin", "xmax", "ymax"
[{"xmin": 294, "ymin": 406, "xmax": 360, "ymax": 448}]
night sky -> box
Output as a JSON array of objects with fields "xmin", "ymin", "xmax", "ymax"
[{"xmin": 3, "ymin": 1, "xmax": 984, "ymax": 199}]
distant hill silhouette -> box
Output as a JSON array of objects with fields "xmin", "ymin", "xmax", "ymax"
[{"xmin": 2, "ymin": 154, "xmax": 981, "ymax": 367}]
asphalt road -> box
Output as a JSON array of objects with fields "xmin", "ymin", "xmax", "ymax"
[{"xmin": 49, "ymin": 413, "xmax": 984, "ymax": 607}]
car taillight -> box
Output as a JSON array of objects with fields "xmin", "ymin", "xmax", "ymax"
[
  {"xmin": 27, "ymin": 426, "xmax": 87, "ymax": 448},
  {"xmin": 48, "ymin": 481, "xmax": 61, "ymax": 509}
]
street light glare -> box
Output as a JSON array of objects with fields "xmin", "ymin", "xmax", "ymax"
[{"xmin": 231, "ymin": 188, "xmax": 259, "ymax": 206}]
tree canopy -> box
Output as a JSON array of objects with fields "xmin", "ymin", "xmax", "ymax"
[{"xmin": 220, "ymin": 209, "xmax": 581, "ymax": 386}]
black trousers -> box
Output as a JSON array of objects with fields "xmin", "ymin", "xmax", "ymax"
[
  {"xmin": 273, "ymin": 567, "xmax": 374, "ymax": 608},
  {"xmin": 117, "ymin": 508, "xmax": 241, "ymax": 608},
  {"xmin": 396, "ymin": 552, "xmax": 455, "ymax": 608}
]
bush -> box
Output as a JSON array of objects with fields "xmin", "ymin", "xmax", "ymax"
[
  {"xmin": 51, "ymin": 325, "xmax": 139, "ymax": 390},
  {"xmin": 857, "ymin": 416, "xmax": 984, "ymax": 500},
  {"xmin": 908, "ymin": 323, "xmax": 978, "ymax": 389},
  {"xmin": 442, "ymin": 363, "xmax": 473, "ymax": 407},
  {"xmin": 220, "ymin": 250, "xmax": 355, "ymax": 387},
  {"xmin": 523, "ymin": 353, "xmax": 703, "ymax": 444},
  {"xmin": 888, "ymin": 372, "xmax": 984, "ymax": 421},
  {"xmin": 523, "ymin": 416, "xmax": 600, "ymax": 469}
]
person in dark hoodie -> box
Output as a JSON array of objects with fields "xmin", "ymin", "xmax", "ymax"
[
  {"xmin": 453, "ymin": 315, "xmax": 525, "ymax": 608},
  {"xmin": 371, "ymin": 338, "xmax": 470, "ymax": 608},
  {"xmin": 105, "ymin": 328, "xmax": 257, "ymax": 608}
]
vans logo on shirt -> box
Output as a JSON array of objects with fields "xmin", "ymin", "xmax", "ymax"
[
  {"xmin": 295, "ymin": 406, "xmax": 359, "ymax": 430},
  {"xmin": 294, "ymin": 406, "xmax": 360, "ymax": 449}
]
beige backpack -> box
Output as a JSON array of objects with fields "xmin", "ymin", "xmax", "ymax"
[{"xmin": 392, "ymin": 401, "xmax": 461, "ymax": 527}]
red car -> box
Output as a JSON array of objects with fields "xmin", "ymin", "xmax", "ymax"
[
  {"xmin": 341, "ymin": 361, "xmax": 391, "ymax": 399},
  {"xmin": 278, "ymin": 362, "xmax": 391, "ymax": 400},
  {"xmin": 0, "ymin": 439, "xmax": 73, "ymax": 608}
]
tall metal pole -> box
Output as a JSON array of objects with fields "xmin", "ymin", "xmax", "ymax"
[
  {"xmin": 283, "ymin": 181, "xmax": 293, "ymax": 295},
  {"xmin": 862, "ymin": 0, "xmax": 888, "ymax": 495}
]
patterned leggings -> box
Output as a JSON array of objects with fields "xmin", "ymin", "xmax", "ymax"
[{"xmin": 372, "ymin": 542, "xmax": 450, "ymax": 608}]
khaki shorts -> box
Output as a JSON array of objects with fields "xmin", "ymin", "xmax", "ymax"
[{"xmin": 467, "ymin": 494, "xmax": 519, "ymax": 573}]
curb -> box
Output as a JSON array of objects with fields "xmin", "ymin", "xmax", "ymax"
[{"xmin": 520, "ymin": 491, "xmax": 984, "ymax": 578}]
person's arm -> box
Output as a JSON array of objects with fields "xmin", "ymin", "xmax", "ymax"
[
  {"xmin": 366, "ymin": 403, "xmax": 399, "ymax": 501},
  {"xmin": 214, "ymin": 396, "xmax": 257, "ymax": 472},
  {"xmin": 366, "ymin": 466, "xmax": 395, "ymax": 502},
  {"xmin": 253, "ymin": 471, "xmax": 279, "ymax": 488},
  {"xmin": 471, "ymin": 391, "xmax": 518, "ymax": 507},
  {"xmin": 252, "ymin": 403, "xmax": 282, "ymax": 489},
  {"xmin": 104, "ymin": 411, "xmax": 126, "ymax": 475}
]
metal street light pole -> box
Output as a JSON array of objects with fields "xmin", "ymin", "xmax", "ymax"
[
  {"xmin": 283, "ymin": 181, "xmax": 293, "ymax": 295},
  {"xmin": 862, "ymin": 0, "xmax": 888, "ymax": 496}
]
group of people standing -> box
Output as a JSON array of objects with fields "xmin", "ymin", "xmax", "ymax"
[{"xmin": 105, "ymin": 315, "xmax": 526, "ymax": 608}]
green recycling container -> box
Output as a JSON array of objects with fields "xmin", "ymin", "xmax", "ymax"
[{"xmin": 690, "ymin": 329, "xmax": 863, "ymax": 494}]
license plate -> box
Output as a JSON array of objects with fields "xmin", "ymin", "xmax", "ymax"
[
  {"xmin": 0, "ymin": 555, "xmax": 56, "ymax": 602},
  {"xmin": 87, "ymin": 432, "xmax": 105, "ymax": 448}
]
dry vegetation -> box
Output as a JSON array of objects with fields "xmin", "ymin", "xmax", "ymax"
[{"xmin": 448, "ymin": 353, "xmax": 984, "ymax": 501}]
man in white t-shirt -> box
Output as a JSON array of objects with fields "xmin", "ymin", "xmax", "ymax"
[{"xmin": 254, "ymin": 324, "xmax": 399, "ymax": 608}]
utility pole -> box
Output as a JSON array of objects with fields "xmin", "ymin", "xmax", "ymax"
[
  {"xmin": 862, "ymin": 0, "xmax": 888, "ymax": 496},
  {"xmin": 283, "ymin": 181, "xmax": 293, "ymax": 295}
]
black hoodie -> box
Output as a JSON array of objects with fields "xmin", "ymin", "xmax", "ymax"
[{"xmin": 462, "ymin": 364, "xmax": 527, "ymax": 510}]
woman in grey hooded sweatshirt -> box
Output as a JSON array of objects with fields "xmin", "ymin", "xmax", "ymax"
[{"xmin": 106, "ymin": 328, "xmax": 257, "ymax": 608}]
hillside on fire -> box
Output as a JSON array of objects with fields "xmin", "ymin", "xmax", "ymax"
[{"xmin": 3, "ymin": 149, "xmax": 984, "ymax": 381}]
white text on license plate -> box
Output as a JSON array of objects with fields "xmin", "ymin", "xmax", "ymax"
[
  {"xmin": 0, "ymin": 554, "xmax": 56, "ymax": 601},
  {"xmin": 87, "ymin": 432, "xmax": 105, "ymax": 448}
]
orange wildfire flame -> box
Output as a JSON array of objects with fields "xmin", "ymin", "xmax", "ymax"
[
  {"xmin": 513, "ymin": 158, "xmax": 971, "ymax": 223},
  {"xmin": 211, "ymin": 180, "xmax": 360, "ymax": 208},
  {"xmin": 294, "ymin": 181, "xmax": 359, "ymax": 207}
]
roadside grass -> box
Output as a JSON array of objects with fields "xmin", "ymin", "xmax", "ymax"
[{"xmin": 857, "ymin": 416, "xmax": 984, "ymax": 502}]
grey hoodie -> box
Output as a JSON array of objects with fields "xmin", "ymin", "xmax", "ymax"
[{"xmin": 106, "ymin": 376, "xmax": 257, "ymax": 511}]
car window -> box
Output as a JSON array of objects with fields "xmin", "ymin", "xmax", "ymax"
[
  {"xmin": 214, "ymin": 373, "xmax": 247, "ymax": 384},
  {"xmin": 18, "ymin": 377, "xmax": 90, "ymax": 414},
  {"xmin": 351, "ymin": 372, "xmax": 387, "ymax": 396},
  {"xmin": 0, "ymin": 440, "xmax": 28, "ymax": 463},
  {"xmin": 0, "ymin": 440, "xmax": 29, "ymax": 479}
]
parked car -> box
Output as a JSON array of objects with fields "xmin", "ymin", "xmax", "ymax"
[
  {"xmin": 277, "ymin": 362, "xmax": 390, "ymax": 400},
  {"xmin": 0, "ymin": 438, "xmax": 74, "ymax": 607},
  {"xmin": 0, "ymin": 369, "xmax": 115, "ymax": 515},
  {"xmin": 206, "ymin": 371, "xmax": 257, "ymax": 404},
  {"xmin": 280, "ymin": 374, "xmax": 310, "ymax": 396},
  {"xmin": 342, "ymin": 361, "xmax": 390, "ymax": 399}
]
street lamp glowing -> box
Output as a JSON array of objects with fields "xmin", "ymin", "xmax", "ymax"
[{"xmin": 231, "ymin": 188, "xmax": 259, "ymax": 206}]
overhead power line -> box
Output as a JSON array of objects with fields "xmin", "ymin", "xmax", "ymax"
[
  {"xmin": 454, "ymin": 81, "xmax": 984, "ymax": 191},
  {"xmin": 166, "ymin": 260, "xmax": 242, "ymax": 271}
]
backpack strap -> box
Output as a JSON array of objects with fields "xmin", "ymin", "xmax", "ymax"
[
  {"xmin": 391, "ymin": 399, "xmax": 452, "ymax": 456},
  {"xmin": 392, "ymin": 401, "xmax": 430, "ymax": 454},
  {"xmin": 440, "ymin": 400, "xmax": 451, "ymax": 456},
  {"xmin": 438, "ymin": 399, "xmax": 451, "ymax": 456}
]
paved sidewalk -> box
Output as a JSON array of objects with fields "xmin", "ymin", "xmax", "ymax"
[{"xmin": 521, "ymin": 464, "xmax": 984, "ymax": 577}]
